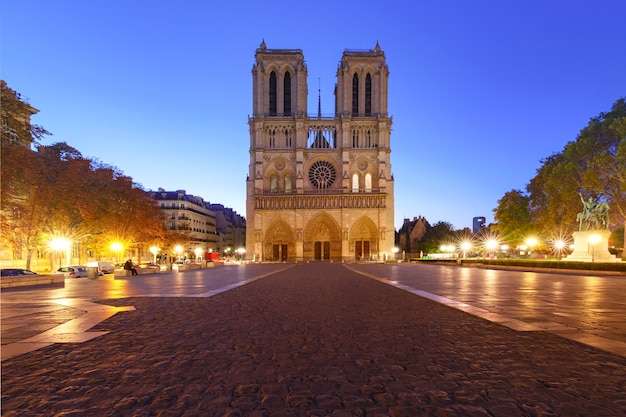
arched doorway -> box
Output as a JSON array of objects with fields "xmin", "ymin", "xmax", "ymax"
[
  {"xmin": 303, "ymin": 213, "xmax": 342, "ymax": 261},
  {"xmin": 350, "ymin": 216, "xmax": 378, "ymax": 261},
  {"xmin": 264, "ymin": 219, "xmax": 295, "ymax": 261}
]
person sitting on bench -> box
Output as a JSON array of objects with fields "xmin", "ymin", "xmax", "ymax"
[{"xmin": 123, "ymin": 258, "xmax": 138, "ymax": 275}]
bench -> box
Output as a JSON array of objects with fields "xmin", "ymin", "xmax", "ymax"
[
  {"xmin": 113, "ymin": 267, "xmax": 159, "ymax": 277},
  {"xmin": 1, "ymin": 274, "xmax": 65, "ymax": 288},
  {"xmin": 174, "ymin": 264, "xmax": 202, "ymax": 271}
]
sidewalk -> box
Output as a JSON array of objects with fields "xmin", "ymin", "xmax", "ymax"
[{"xmin": 2, "ymin": 263, "xmax": 626, "ymax": 416}]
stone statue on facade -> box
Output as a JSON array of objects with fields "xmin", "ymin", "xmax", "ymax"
[{"xmin": 577, "ymin": 193, "xmax": 610, "ymax": 230}]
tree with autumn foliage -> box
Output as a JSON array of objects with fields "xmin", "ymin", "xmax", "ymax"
[{"xmin": 1, "ymin": 81, "xmax": 167, "ymax": 269}]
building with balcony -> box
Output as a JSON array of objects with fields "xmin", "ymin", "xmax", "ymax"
[
  {"xmin": 246, "ymin": 42, "xmax": 394, "ymax": 261},
  {"xmin": 150, "ymin": 189, "xmax": 218, "ymax": 254}
]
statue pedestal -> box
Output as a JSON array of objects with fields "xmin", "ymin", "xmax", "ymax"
[{"xmin": 564, "ymin": 230, "xmax": 619, "ymax": 263}]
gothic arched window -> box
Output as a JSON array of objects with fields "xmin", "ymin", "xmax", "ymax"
[
  {"xmin": 365, "ymin": 73, "xmax": 372, "ymax": 115},
  {"xmin": 269, "ymin": 71, "xmax": 277, "ymax": 116},
  {"xmin": 270, "ymin": 174, "xmax": 278, "ymax": 192},
  {"xmin": 352, "ymin": 73, "xmax": 359, "ymax": 116},
  {"xmin": 285, "ymin": 174, "xmax": 292, "ymax": 193},
  {"xmin": 365, "ymin": 173, "xmax": 372, "ymax": 192},
  {"xmin": 284, "ymin": 71, "xmax": 291, "ymax": 116},
  {"xmin": 352, "ymin": 173, "xmax": 359, "ymax": 192}
]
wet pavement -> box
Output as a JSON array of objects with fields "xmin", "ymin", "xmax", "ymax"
[{"xmin": 2, "ymin": 262, "xmax": 626, "ymax": 416}]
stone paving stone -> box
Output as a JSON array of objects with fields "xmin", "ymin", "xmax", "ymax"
[{"xmin": 2, "ymin": 263, "xmax": 626, "ymax": 416}]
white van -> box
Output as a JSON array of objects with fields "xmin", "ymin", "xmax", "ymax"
[{"xmin": 86, "ymin": 261, "xmax": 115, "ymax": 275}]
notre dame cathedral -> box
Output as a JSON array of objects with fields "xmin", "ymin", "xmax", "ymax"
[{"xmin": 245, "ymin": 41, "xmax": 394, "ymax": 262}]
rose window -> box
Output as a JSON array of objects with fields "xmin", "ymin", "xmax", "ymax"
[{"xmin": 308, "ymin": 161, "xmax": 336, "ymax": 189}]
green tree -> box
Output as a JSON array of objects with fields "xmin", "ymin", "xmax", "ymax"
[
  {"xmin": 492, "ymin": 189, "xmax": 532, "ymax": 246},
  {"xmin": 493, "ymin": 98, "xmax": 625, "ymax": 257},
  {"xmin": 417, "ymin": 221, "xmax": 455, "ymax": 254}
]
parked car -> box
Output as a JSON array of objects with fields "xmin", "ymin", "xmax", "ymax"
[
  {"xmin": 55, "ymin": 265, "xmax": 88, "ymax": 278},
  {"xmin": 86, "ymin": 261, "xmax": 115, "ymax": 275},
  {"xmin": 1, "ymin": 268, "xmax": 38, "ymax": 277}
]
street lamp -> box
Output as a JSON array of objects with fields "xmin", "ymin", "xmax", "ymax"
[
  {"xmin": 484, "ymin": 239, "xmax": 498, "ymax": 259},
  {"xmin": 237, "ymin": 247, "xmax": 246, "ymax": 262},
  {"xmin": 174, "ymin": 245, "xmax": 183, "ymax": 261},
  {"xmin": 553, "ymin": 240, "xmax": 566, "ymax": 260},
  {"xmin": 588, "ymin": 234, "xmax": 601, "ymax": 262},
  {"xmin": 50, "ymin": 237, "xmax": 71, "ymax": 268},
  {"xmin": 391, "ymin": 247, "xmax": 399, "ymax": 260},
  {"xmin": 194, "ymin": 247, "xmax": 203, "ymax": 261},
  {"xmin": 460, "ymin": 241, "xmax": 472, "ymax": 259},
  {"xmin": 150, "ymin": 246, "xmax": 160, "ymax": 264},
  {"xmin": 525, "ymin": 238, "xmax": 538, "ymax": 257},
  {"xmin": 110, "ymin": 242, "xmax": 123, "ymax": 264}
]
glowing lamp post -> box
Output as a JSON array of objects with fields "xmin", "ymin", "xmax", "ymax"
[
  {"xmin": 460, "ymin": 242, "xmax": 472, "ymax": 259},
  {"xmin": 439, "ymin": 245, "xmax": 455, "ymax": 259},
  {"xmin": 485, "ymin": 239, "xmax": 498, "ymax": 259},
  {"xmin": 110, "ymin": 242, "xmax": 123, "ymax": 263},
  {"xmin": 237, "ymin": 247, "xmax": 246, "ymax": 262},
  {"xmin": 50, "ymin": 237, "xmax": 71, "ymax": 268},
  {"xmin": 525, "ymin": 238, "xmax": 538, "ymax": 257},
  {"xmin": 588, "ymin": 234, "xmax": 601, "ymax": 262},
  {"xmin": 194, "ymin": 248, "xmax": 203, "ymax": 261},
  {"xmin": 392, "ymin": 247, "xmax": 399, "ymax": 260},
  {"xmin": 553, "ymin": 240, "xmax": 566, "ymax": 260},
  {"xmin": 174, "ymin": 245, "xmax": 183, "ymax": 262},
  {"xmin": 150, "ymin": 246, "xmax": 160, "ymax": 263}
]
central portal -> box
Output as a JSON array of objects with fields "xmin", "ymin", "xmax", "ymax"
[
  {"xmin": 303, "ymin": 213, "xmax": 342, "ymax": 261},
  {"xmin": 314, "ymin": 241, "xmax": 331, "ymax": 260}
]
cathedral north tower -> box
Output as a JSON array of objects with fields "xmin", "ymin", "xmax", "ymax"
[{"xmin": 246, "ymin": 41, "xmax": 394, "ymax": 262}]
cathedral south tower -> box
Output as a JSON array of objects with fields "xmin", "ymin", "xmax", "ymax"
[{"xmin": 246, "ymin": 41, "xmax": 394, "ymax": 262}]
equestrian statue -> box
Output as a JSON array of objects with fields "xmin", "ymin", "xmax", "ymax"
[{"xmin": 577, "ymin": 193, "xmax": 610, "ymax": 231}]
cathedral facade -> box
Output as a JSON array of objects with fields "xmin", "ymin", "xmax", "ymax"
[{"xmin": 245, "ymin": 41, "xmax": 394, "ymax": 262}]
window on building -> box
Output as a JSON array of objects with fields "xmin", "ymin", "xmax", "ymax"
[
  {"xmin": 270, "ymin": 174, "xmax": 278, "ymax": 192},
  {"xmin": 269, "ymin": 129, "xmax": 276, "ymax": 147},
  {"xmin": 285, "ymin": 173, "xmax": 292, "ymax": 193},
  {"xmin": 285, "ymin": 129, "xmax": 292, "ymax": 147},
  {"xmin": 352, "ymin": 173, "xmax": 359, "ymax": 192},
  {"xmin": 365, "ymin": 173, "xmax": 372, "ymax": 192},
  {"xmin": 284, "ymin": 71, "xmax": 291, "ymax": 116},
  {"xmin": 352, "ymin": 73, "xmax": 359, "ymax": 115},
  {"xmin": 269, "ymin": 71, "xmax": 277, "ymax": 116},
  {"xmin": 352, "ymin": 129, "xmax": 359, "ymax": 148},
  {"xmin": 365, "ymin": 73, "xmax": 372, "ymax": 115},
  {"xmin": 308, "ymin": 127, "xmax": 335, "ymax": 148}
]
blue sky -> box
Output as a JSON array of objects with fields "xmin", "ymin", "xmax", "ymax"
[{"xmin": 3, "ymin": 0, "xmax": 625, "ymax": 230}]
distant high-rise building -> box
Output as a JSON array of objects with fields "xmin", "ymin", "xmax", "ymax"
[{"xmin": 473, "ymin": 216, "xmax": 486, "ymax": 234}]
